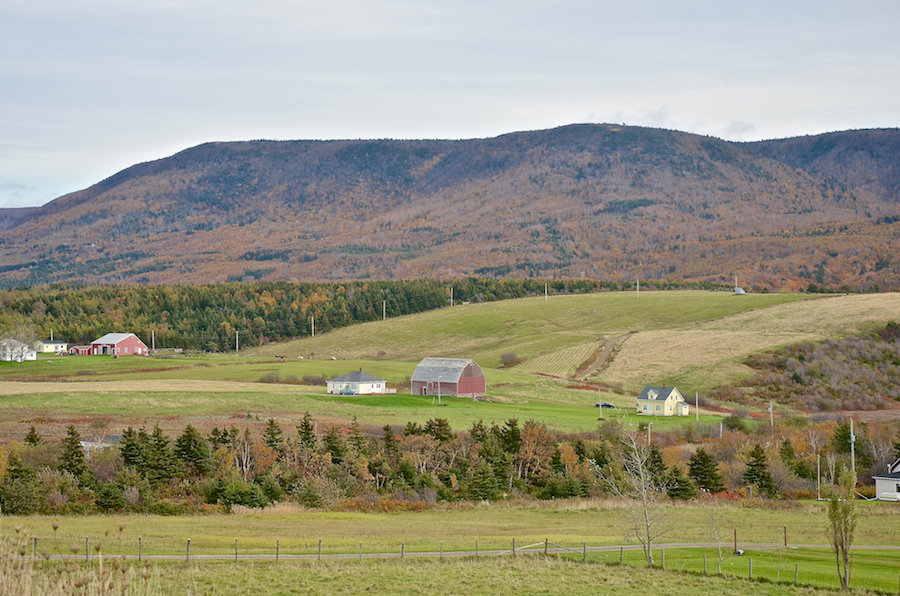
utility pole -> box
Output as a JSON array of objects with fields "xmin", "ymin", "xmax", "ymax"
[
  {"xmin": 816, "ymin": 452, "xmax": 821, "ymax": 500},
  {"xmin": 545, "ymin": 283, "xmax": 548, "ymax": 302},
  {"xmin": 235, "ymin": 330, "xmax": 239, "ymax": 355},
  {"xmin": 383, "ymin": 300, "xmax": 386, "ymax": 321},
  {"xmin": 647, "ymin": 422, "xmax": 652, "ymax": 445},
  {"xmin": 850, "ymin": 419, "xmax": 856, "ymax": 476},
  {"xmin": 311, "ymin": 316, "xmax": 315, "ymax": 338},
  {"xmin": 769, "ymin": 401, "xmax": 774, "ymax": 428},
  {"xmin": 450, "ymin": 287, "xmax": 454, "ymax": 307},
  {"xmin": 151, "ymin": 329, "xmax": 155, "ymax": 351},
  {"xmin": 695, "ymin": 392, "xmax": 699, "ymax": 422}
]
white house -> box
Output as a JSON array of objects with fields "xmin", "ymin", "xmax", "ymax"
[
  {"xmin": 0, "ymin": 338, "xmax": 37, "ymax": 363},
  {"xmin": 327, "ymin": 369, "xmax": 389, "ymax": 395},
  {"xmin": 636, "ymin": 386, "xmax": 690, "ymax": 416},
  {"xmin": 874, "ymin": 458, "xmax": 900, "ymax": 501}
]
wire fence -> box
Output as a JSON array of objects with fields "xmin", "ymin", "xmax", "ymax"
[{"xmin": 16, "ymin": 533, "xmax": 900, "ymax": 594}]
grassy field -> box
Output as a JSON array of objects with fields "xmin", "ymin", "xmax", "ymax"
[
  {"xmin": 6, "ymin": 501, "xmax": 900, "ymax": 594},
  {"xmin": 2, "ymin": 291, "xmax": 899, "ymax": 437}
]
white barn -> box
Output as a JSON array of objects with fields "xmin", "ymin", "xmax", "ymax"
[{"xmin": 327, "ymin": 369, "xmax": 388, "ymax": 395}]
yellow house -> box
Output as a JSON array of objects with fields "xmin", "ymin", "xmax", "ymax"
[
  {"xmin": 34, "ymin": 340, "xmax": 68, "ymax": 354},
  {"xmin": 636, "ymin": 386, "xmax": 689, "ymax": 416}
]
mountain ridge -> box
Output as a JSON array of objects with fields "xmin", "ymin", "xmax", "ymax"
[{"xmin": 2, "ymin": 123, "xmax": 899, "ymax": 290}]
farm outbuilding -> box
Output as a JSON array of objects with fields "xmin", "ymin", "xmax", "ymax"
[
  {"xmin": 327, "ymin": 369, "xmax": 388, "ymax": 395},
  {"xmin": 411, "ymin": 357, "xmax": 485, "ymax": 397},
  {"xmin": 90, "ymin": 333, "xmax": 149, "ymax": 356}
]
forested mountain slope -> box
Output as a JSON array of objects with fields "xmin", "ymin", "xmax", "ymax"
[{"xmin": 2, "ymin": 124, "xmax": 899, "ymax": 289}]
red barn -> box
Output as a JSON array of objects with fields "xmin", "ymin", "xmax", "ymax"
[
  {"xmin": 410, "ymin": 357, "xmax": 485, "ymax": 397},
  {"xmin": 90, "ymin": 333, "xmax": 149, "ymax": 356}
]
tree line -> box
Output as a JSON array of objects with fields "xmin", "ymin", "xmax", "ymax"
[
  {"xmin": 0, "ymin": 278, "xmax": 718, "ymax": 352},
  {"xmin": 1, "ymin": 413, "xmax": 896, "ymax": 515}
]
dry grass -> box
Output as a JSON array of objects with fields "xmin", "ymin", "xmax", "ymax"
[{"xmin": 597, "ymin": 294, "xmax": 900, "ymax": 392}]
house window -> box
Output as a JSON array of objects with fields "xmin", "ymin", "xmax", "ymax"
[
  {"xmin": 655, "ymin": 405, "xmax": 660, "ymax": 411},
  {"xmin": 124, "ymin": 347, "xmax": 129, "ymax": 354}
]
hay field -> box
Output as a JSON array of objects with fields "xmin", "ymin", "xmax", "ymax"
[{"xmin": 598, "ymin": 293, "xmax": 900, "ymax": 393}]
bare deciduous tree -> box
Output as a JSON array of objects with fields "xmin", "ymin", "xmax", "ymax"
[{"xmin": 596, "ymin": 431, "xmax": 671, "ymax": 565}]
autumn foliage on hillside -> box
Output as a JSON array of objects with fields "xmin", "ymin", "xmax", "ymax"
[
  {"xmin": 1, "ymin": 125, "xmax": 899, "ymax": 290},
  {"xmin": 710, "ymin": 323, "xmax": 900, "ymax": 411}
]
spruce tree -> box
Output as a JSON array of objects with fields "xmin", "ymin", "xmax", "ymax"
[
  {"xmin": 297, "ymin": 412, "xmax": 317, "ymax": 450},
  {"xmin": 60, "ymin": 424, "xmax": 87, "ymax": 481},
  {"xmin": 263, "ymin": 418, "xmax": 285, "ymax": 455},
  {"xmin": 666, "ymin": 465, "xmax": 699, "ymax": 500},
  {"xmin": 23, "ymin": 425, "xmax": 43, "ymax": 446},
  {"xmin": 743, "ymin": 443, "xmax": 777, "ymax": 498},
  {"xmin": 145, "ymin": 424, "xmax": 177, "ymax": 486},
  {"xmin": 688, "ymin": 448, "xmax": 725, "ymax": 493},
  {"xmin": 175, "ymin": 424, "xmax": 214, "ymax": 476}
]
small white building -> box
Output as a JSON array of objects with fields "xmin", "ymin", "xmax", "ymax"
[
  {"xmin": 0, "ymin": 338, "xmax": 37, "ymax": 362},
  {"xmin": 874, "ymin": 458, "xmax": 900, "ymax": 501},
  {"xmin": 327, "ymin": 369, "xmax": 388, "ymax": 395},
  {"xmin": 636, "ymin": 386, "xmax": 690, "ymax": 416}
]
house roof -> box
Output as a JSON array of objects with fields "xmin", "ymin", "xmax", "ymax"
[
  {"xmin": 637, "ymin": 386, "xmax": 682, "ymax": 401},
  {"xmin": 411, "ymin": 357, "xmax": 480, "ymax": 383},
  {"xmin": 328, "ymin": 369, "xmax": 385, "ymax": 384},
  {"xmin": 1, "ymin": 338, "xmax": 32, "ymax": 349},
  {"xmin": 36, "ymin": 340, "xmax": 67, "ymax": 346},
  {"xmin": 92, "ymin": 333, "xmax": 141, "ymax": 345},
  {"xmin": 873, "ymin": 472, "xmax": 900, "ymax": 480},
  {"xmin": 889, "ymin": 457, "xmax": 900, "ymax": 474}
]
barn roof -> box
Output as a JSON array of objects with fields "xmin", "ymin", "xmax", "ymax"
[
  {"xmin": 411, "ymin": 357, "xmax": 481, "ymax": 383},
  {"xmin": 93, "ymin": 333, "xmax": 140, "ymax": 345},
  {"xmin": 328, "ymin": 369, "xmax": 385, "ymax": 384}
]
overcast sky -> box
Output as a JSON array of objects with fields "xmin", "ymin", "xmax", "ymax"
[{"xmin": 2, "ymin": 0, "xmax": 898, "ymax": 209}]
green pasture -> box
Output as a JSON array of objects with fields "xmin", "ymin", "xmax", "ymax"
[
  {"xmin": 249, "ymin": 290, "xmax": 817, "ymax": 369},
  {"xmin": 7, "ymin": 502, "xmax": 900, "ymax": 594},
  {"xmin": 0, "ymin": 383, "xmax": 718, "ymax": 434},
  {"xmin": 16, "ymin": 556, "xmax": 875, "ymax": 596}
]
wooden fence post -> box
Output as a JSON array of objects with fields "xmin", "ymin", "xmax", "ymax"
[
  {"xmin": 318, "ymin": 539, "xmax": 322, "ymax": 562},
  {"xmin": 583, "ymin": 542, "xmax": 586, "ymax": 563},
  {"xmin": 795, "ymin": 563, "xmax": 798, "ymax": 584},
  {"xmin": 440, "ymin": 541, "xmax": 443, "ymax": 560},
  {"xmin": 85, "ymin": 537, "xmax": 89, "ymax": 563},
  {"xmin": 619, "ymin": 547, "xmax": 623, "ymax": 565},
  {"xmin": 703, "ymin": 553, "xmax": 707, "ymax": 575},
  {"xmin": 544, "ymin": 538, "xmax": 548, "ymax": 556},
  {"xmin": 749, "ymin": 557, "xmax": 752, "ymax": 580},
  {"xmin": 512, "ymin": 538, "xmax": 516, "ymax": 557},
  {"xmin": 661, "ymin": 549, "xmax": 665, "ymax": 569},
  {"xmin": 475, "ymin": 540, "xmax": 478, "ymax": 559},
  {"xmin": 138, "ymin": 536, "xmax": 142, "ymax": 561},
  {"xmin": 401, "ymin": 542, "xmax": 404, "ymax": 560},
  {"xmin": 359, "ymin": 542, "xmax": 362, "ymax": 561},
  {"xmin": 186, "ymin": 539, "xmax": 190, "ymax": 564},
  {"xmin": 33, "ymin": 537, "xmax": 37, "ymax": 557},
  {"xmin": 235, "ymin": 539, "xmax": 238, "ymax": 562},
  {"xmin": 276, "ymin": 540, "xmax": 279, "ymax": 562}
]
